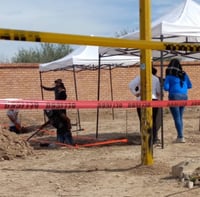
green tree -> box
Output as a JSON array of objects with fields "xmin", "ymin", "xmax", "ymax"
[{"xmin": 11, "ymin": 43, "xmax": 73, "ymax": 63}]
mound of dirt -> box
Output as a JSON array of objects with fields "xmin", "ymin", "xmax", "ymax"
[{"xmin": 0, "ymin": 126, "xmax": 34, "ymax": 161}]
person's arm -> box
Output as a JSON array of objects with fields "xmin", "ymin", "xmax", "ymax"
[
  {"xmin": 7, "ymin": 114, "xmax": 16, "ymax": 123},
  {"xmin": 163, "ymin": 76, "xmax": 170, "ymax": 91},
  {"xmin": 42, "ymin": 85, "xmax": 55, "ymax": 91},
  {"xmin": 186, "ymin": 74, "xmax": 192, "ymax": 89},
  {"xmin": 155, "ymin": 78, "xmax": 161, "ymax": 99}
]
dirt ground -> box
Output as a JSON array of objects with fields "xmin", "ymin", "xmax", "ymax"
[{"xmin": 0, "ymin": 108, "xmax": 200, "ymax": 197}]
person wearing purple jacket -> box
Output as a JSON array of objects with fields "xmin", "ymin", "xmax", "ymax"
[{"xmin": 164, "ymin": 59, "xmax": 192, "ymax": 143}]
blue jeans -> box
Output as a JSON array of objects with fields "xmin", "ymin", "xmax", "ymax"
[
  {"xmin": 57, "ymin": 128, "xmax": 74, "ymax": 145},
  {"xmin": 168, "ymin": 93, "xmax": 188, "ymax": 138}
]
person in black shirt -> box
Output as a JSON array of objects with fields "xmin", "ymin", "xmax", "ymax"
[
  {"xmin": 42, "ymin": 79, "xmax": 67, "ymax": 100},
  {"xmin": 42, "ymin": 79, "xmax": 67, "ymax": 114},
  {"xmin": 41, "ymin": 109, "xmax": 74, "ymax": 145}
]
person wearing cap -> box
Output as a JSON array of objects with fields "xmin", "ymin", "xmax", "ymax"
[
  {"xmin": 129, "ymin": 67, "xmax": 161, "ymax": 144},
  {"xmin": 42, "ymin": 79, "xmax": 67, "ymax": 100}
]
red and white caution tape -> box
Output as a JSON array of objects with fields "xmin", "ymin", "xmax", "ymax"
[{"xmin": 0, "ymin": 99, "xmax": 200, "ymax": 110}]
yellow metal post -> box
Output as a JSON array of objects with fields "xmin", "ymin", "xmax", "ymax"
[{"xmin": 140, "ymin": 0, "xmax": 153, "ymax": 165}]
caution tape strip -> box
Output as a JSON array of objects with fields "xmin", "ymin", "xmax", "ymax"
[{"xmin": 0, "ymin": 99, "xmax": 200, "ymax": 109}]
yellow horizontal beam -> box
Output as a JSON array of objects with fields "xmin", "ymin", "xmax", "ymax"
[{"xmin": 0, "ymin": 28, "xmax": 200, "ymax": 52}]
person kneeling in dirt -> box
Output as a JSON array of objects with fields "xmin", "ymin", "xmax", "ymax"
[
  {"xmin": 42, "ymin": 109, "xmax": 74, "ymax": 145},
  {"xmin": 7, "ymin": 109, "xmax": 22, "ymax": 134}
]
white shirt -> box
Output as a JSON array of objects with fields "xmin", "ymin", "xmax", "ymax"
[
  {"xmin": 7, "ymin": 109, "xmax": 20, "ymax": 127},
  {"xmin": 129, "ymin": 74, "xmax": 160, "ymax": 100}
]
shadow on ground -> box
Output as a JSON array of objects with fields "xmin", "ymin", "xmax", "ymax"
[{"xmin": 26, "ymin": 130, "xmax": 141, "ymax": 149}]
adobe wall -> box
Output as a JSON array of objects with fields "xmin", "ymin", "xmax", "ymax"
[{"xmin": 0, "ymin": 62, "xmax": 199, "ymax": 123}]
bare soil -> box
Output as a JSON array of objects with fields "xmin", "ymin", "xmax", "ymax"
[{"xmin": 0, "ymin": 108, "xmax": 200, "ymax": 197}]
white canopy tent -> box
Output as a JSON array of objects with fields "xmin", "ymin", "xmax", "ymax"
[
  {"xmin": 39, "ymin": 45, "xmax": 139, "ymax": 72},
  {"xmin": 99, "ymin": 0, "xmax": 200, "ymax": 147},
  {"xmin": 39, "ymin": 46, "xmax": 99, "ymax": 72},
  {"xmin": 39, "ymin": 45, "xmax": 139, "ymax": 137},
  {"xmin": 100, "ymin": 0, "xmax": 200, "ymax": 60}
]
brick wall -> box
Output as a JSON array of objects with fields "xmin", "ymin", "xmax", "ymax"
[
  {"xmin": 0, "ymin": 63, "xmax": 140, "ymax": 101},
  {"xmin": 0, "ymin": 61, "xmax": 199, "ymax": 121}
]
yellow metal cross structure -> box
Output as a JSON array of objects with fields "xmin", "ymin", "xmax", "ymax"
[{"xmin": 0, "ymin": 28, "xmax": 200, "ymax": 52}]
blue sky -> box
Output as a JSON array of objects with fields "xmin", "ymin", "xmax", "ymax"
[{"xmin": 0, "ymin": 0, "xmax": 200, "ymax": 61}]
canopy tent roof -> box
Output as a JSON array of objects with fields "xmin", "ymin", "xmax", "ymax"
[
  {"xmin": 39, "ymin": 45, "xmax": 139, "ymax": 72},
  {"xmin": 100, "ymin": 0, "xmax": 200, "ymax": 60}
]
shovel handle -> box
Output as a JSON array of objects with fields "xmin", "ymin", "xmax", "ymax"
[{"xmin": 26, "ymin": 129, "xmax": 41, "ymax": 141}]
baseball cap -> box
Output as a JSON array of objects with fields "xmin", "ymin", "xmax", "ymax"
[{"xmin": 54, "ymin": 79, "xmax": 62, "ymax": 83}]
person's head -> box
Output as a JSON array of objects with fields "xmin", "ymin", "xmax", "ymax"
[
  {"xmin": 166, "ymin": 58, "xmax": 185, "ymax": 87},
  {"xmin": 54, "ymin": 79, "xmax": 62, "ymax": 86},
  {"xmin": 168, "ymin": 58, "xmax": 182, "ymax": 70}
]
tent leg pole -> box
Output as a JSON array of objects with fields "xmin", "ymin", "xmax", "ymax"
[
  {"xmin": 73, "ymin": 65, "xmax": 82, "ymax": 131},
  {"xmin": 109, "ymin": 65, "xmax": 115, "ymax": 120},
  {"xmin": 39, "ymin": 71, "xmax": 46, "ymax": 123},
  {"xmin": 96, "ymin": 54, "xmax": 101, "ymax": 138},
  {"xmin": 160, "ymin": 34, "xmax": 164, "ymax": 149}
]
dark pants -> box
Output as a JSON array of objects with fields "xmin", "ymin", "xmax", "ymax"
[
  {"xmin": 137, "ymin": 101, "xmax": 161, "ymax": 143},
  {"xmin": 60, "ymin": 109, "xmax": 67, "ymax": 115},
  {"xmin": 57, "ymin": 128, "xmax": 74, "ymax": 145}
]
